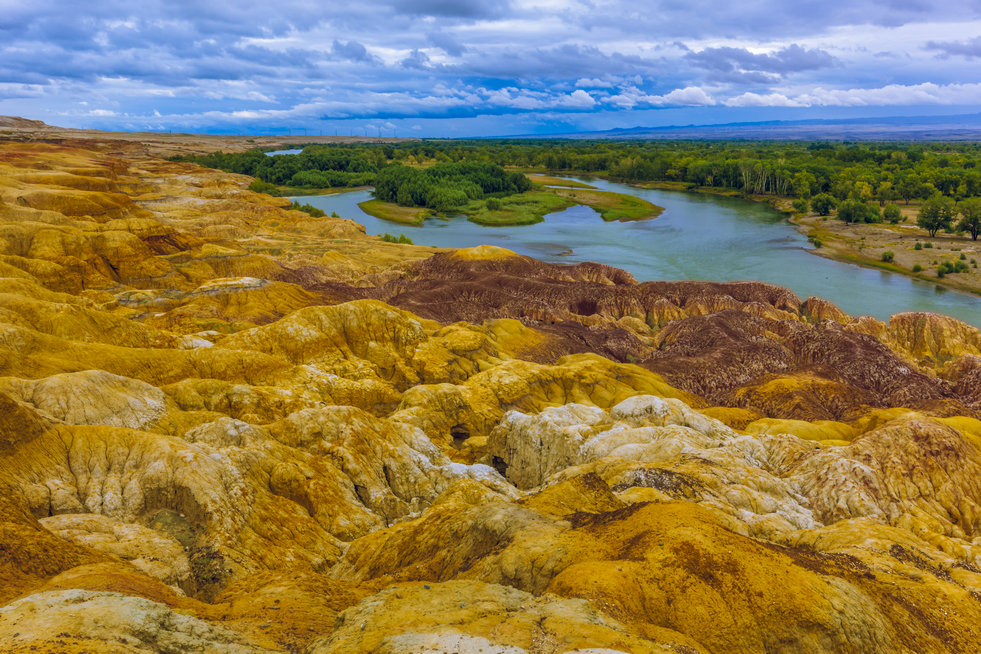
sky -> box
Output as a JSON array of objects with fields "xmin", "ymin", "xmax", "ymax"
[{"xmin": 3, "ymin": 0, "xmax": 981, "ymax": 136}]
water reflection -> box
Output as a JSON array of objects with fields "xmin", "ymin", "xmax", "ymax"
[{"xmin": 293, "ymin": 178, "xmax": 981, "ymax": 327}]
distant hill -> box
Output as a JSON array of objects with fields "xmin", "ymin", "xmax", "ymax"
[
  {"xmin": 0, "ymin": 116, "xmax": 51, "ymax": 129},
  {"xmin": 534, "ymin": 113, "xmax": 981, "ymax": 141}
]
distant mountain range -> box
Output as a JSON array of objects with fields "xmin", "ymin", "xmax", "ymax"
[{"xmin": 532, "ymin": 113, "xmax": 981, "ymax": 141}]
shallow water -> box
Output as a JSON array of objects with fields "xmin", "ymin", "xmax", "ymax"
[
  {"xmin": 293, "ymin": 178, "xmax": 981, "ymax": 327},
  {"xmin": 265, "ymin": 149, "xmax": 303, "ymax": 156}
]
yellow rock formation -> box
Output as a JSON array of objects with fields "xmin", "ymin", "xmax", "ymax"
[{"xmin": 2, "ymin": 135, "xmax": 981, "ymax": 652}]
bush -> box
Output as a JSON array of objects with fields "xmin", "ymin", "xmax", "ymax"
[
  {"xmin": 914, "ymin": 242, "xmax": 922, "ymax": 250},
  {"xmin": 249, "ymin": 180, "xmax": 281, "ymax": 196},
  {"xmin": 792, "ymin": 197, "xmax": 809, "ymax": 214},
  {"xmin": 881, "ymin": 251, "xmax": 895, "ymax": 263},
  {"xmin": 289, "ymin": 201, "xmax": 325, "ymax": 217},
  {"xmin": 486, "ymin": 198, "xmax": 502, "ymax": 211},
  {"xmin": 938, "ymin": 260, "xmax": 970, "ymax": 275},
  {"xmin": 925, "ymin": 242, "xmax": 933, "ymax": 248},
  {"xmin": 961, "ymin": 253, "xmax": 967, "ymax": 260},
  {"xmin": 838, "ymin": 200, "xmax": 881, "ymax": 224},
  {"xmin": 379, "ymin": 233, "xmax": 414, "ymax": 244},
  {"xmin": 883, "ymin": 204, "xmax": 902, "ymax": 223},
  {"xmin": 913, "ymin": 264, "xmax": 923, "ymax": 272}
]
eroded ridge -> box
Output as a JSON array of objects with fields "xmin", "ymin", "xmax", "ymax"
[{"xmin": 2, "ymin": 138, "xmax": 981, "ymax": 652}]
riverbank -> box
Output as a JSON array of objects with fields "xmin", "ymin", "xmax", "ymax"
[
  {"xmin": 789, "ymin": 211, "xmax": 981, "ymax": 297},
  {"xmin": 629, "ymin": 178, "xmax": 981, "ymax": 298}
]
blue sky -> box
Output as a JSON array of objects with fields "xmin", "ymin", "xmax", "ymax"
[{"xmin": 3, "ymin": 0, "xmax": 981, "ymax": 136}]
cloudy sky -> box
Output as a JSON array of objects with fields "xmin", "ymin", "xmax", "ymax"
[{"xmin": 2, "ymin": 0, "xmax": 981, "ymax": 136}]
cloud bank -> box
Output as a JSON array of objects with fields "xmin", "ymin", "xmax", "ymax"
[{"xmin": 1, "ymin": 0, "xmax": 980, "ymax": 135}]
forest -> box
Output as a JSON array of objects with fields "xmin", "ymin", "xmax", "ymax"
[
  {"xmin": 175, "ymin": 139, "xmax": 981, "ymax": 235},
  {"xmin": 371, "ymin": 161, "xmax": 531, "ymax": 211}
]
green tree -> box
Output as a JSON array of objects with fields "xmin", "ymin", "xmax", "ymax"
[
  {"xmin": 956, "ymin": 197, "xmax": 981, "ymax": 240},
  {"xmin": 917, "ymin": 195, "xmax": 955, "ymax": 237},
  {"xmin": 837, "ymin": 199, "xmax": 863, "ymax": 223},
  {"xmin": 883, "ymin": 204, "xmax": 902, "ymax": 223},
  {"xmin": 898, "ymin": 176, "xmax": 919, "ymax": 205},
  {"xmin": 792, "ymin": 197, "xmax": 809, "ymax": 214},
  {"xmin": 811, "ymin": 193, "xmax": 837, "ymax": 216},
  {"xmin": 837, "ymin": 200, "xmax": 879, "ymax": 224}
]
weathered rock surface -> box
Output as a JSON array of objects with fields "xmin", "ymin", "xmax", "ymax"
[{"xmin": 3, "ymin": 135, "xmax": 981, "ymax": 652}]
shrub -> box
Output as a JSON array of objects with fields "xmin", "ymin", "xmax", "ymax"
[
  {"xmin": 883, "ymin": 204, "xmax": 902, "ymax": 223},
  {"xmin": 792, "ymin": 197, "xmax": 809, "ymax": 214},
  {"xmin": 289, "ymin": 201, "xmax": 325, "ymax": 217},
  {"xmin": 961, "ymin": 253, "xmax": 967, "ymax": 260},
  {"xmin": 914, "ymin": 242, "xmax": 922, "ymax": 250},
  {"xmin": 486, "ymin": 198, "xmax": 502, "ymax": 211},
  {"xmin": 379, "ymin": 233, "xmax": 414, "ymax": 244},
  {"xmin": 938, "ymin": 260, "xmax": 970, "ymax": 275},
  {"xmin": 913, "ymin": 264, "xmax": 923, "ymax": 272},
  {"xmin": 881, "ymin": 251, "xmax": 895, "ymax": 263},
  {"xmin": 837, "ymin": 200, "xmax": 880, "ymax": 224},
  {"xmin": 925, "ymin": 242, "xmax": 933, "ymax": 248},
  {"xmin": 249, "ymin": 180, "xmax": 281, "ymax": 196}
]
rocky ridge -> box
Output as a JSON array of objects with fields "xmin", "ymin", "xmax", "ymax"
[{"xmin": 1, "ymin": 137, "xmax": 981, "ymax": 652}]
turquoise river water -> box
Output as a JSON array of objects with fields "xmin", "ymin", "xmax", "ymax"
[{"xmin": 293, "ymin": 178, "xmax": 981, "ymax": 327}]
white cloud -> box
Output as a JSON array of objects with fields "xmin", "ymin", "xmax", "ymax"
[
  {"xmin": 5, "ymin": 0, "xmax": 981, "ymax": 134},
  {"xmin": 793, "ymin": 82, "xmax": 981, "ymax": 106},
  {"xmin": 658, "ymin": 86, "xmax": 716, "ymax": 105},
  {"xmin": 602, "ymin": 85, "xmax": 717, "ymax": 109},
  {"xmin": 576, "ymin": 77, "xmax": 615, "ymax": 88},
  {"xmin": 724, "ymin": 92, "xmax": 802, "ymax": 107},
  {"xmin": 563, "ymin": 89, "xmax": 596, "ymax": 108}
]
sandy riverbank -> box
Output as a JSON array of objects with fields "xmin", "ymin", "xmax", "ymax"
[{"xmin": 631, "ymin": 179, "xmax": 981, "ymax": 297}]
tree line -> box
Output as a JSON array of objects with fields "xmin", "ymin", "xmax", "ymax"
[{"xmin": 175, "ymin": 139, "xmax": 981, "ymax": 236}]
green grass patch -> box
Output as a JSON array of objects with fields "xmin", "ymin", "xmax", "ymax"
[
  {"xmin": 358, "ymin": 199, "xmax": 432, "ymax": 226},
  {"xmin": 280, "ymin": 185, "xmax": 370, "ymax": 196},
  {"xmin": 464, "ymin": 191, "xmax": 576, "ymax": 226},
  {"xmin": 525, "ymin": 174, "xmax": 597, "ymax": 189},
  {"xmin": 549, "ymin": 188, "xmax": 664, "ymax": 222}
]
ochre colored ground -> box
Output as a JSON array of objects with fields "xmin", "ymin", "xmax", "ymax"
[{"xmin": 1, "ymin": 131, "xmax": 981, "ymax": 652}]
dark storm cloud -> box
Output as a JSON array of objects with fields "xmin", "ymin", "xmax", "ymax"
[
  {"xmin": 687, "ymin": 44, "xmax": 838, "ymax": 82},
  {"xmin": 331, "ymin": 40, "xmax": 379, "ymax": 63},
  {"xmin": 390, "ymin": 0, "xmax": 508, "ymax": 19},
  {"xmin": 926, "ymin": 37, "xmax": 981, "ymax": 58},
  {"xmin": 454, "ymin": 44, "xmax": 658, "ymax": 80},
  {"xmin": 400, "ymin": 49, "xmax": 432, "ymax": 70},
  {"xmin": 427, "ymin": 32, "xmax": 468, "ymax": 56}
]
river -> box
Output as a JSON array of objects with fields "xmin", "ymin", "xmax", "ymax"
[{"xmin": 292, "ymin": 178, "xmax": 981, "ymax": 327}]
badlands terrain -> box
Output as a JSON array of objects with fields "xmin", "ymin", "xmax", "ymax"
[{"xmin": 2, "ymin": 129, "xmax": 981, "ymax": 652}]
